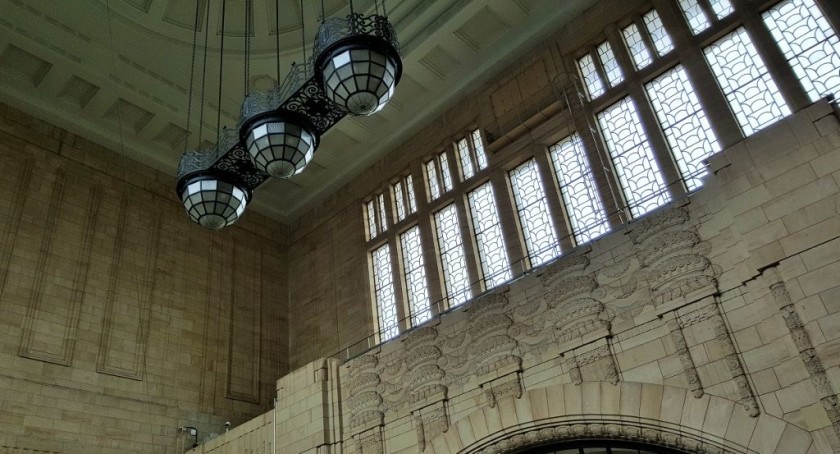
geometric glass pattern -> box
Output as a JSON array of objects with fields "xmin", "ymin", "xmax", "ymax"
[
  {"xmin": 364, "ymin": 193, "xmax": 388, "ymax": 240},
  {"xmin": 646, "ymin": 65, "xmax": 721, "ymax": 191},
  {"xmin": 467, "ymin": 182, "xmax": 511, "ymax": 288},
  {"xmin": 704, "ymin": 27, "xmax": 791, "ymax": 136},
  {"xmin": 597, "ymin": 97, "xmax": 671, "ymax": 218},
  {"xmin": 549, "ymin": 133, "xmax": 611, "ymax": 244},
  {"xmin": 393, "ymin": 174, "xmax": 418, "ymax": 222},
  {"xmin": 643, "ymin": 9, "xmax": 674, "ymax": 56},
  {"xmin": 678, "ymin": 0, "xmax": 712, "ymax": 34},
  {"xmin": 321, "ymin": 47, "xmax": 398, "ymax": 115},
  {"xmin": 578, "ymin": 53, "xmax": 606, "ymax": 99},
  {"xmin": 426, "ymin": 150, "xmax": 455, "ymax": 202},
  {"xmin": 709, "ymin": 0, "xmax": 734, "ymax": 19},
  {"xmin": 180, "ymin": 177, "xmax": 249, "ymax": 230},
  {"xmin": 623, "ymin": 23, "xmax": 653, "ymax": 70},
  {"xmin": 763, "ymin": 0, "xmax": 840, "ymax": 102},
  {"xmin": 434, "ymin": 204, "xmax": 472, "ymax": 308},
  {"xmin": 400, "ymin": 226, "xmax": 432, "ymax": 326},
  {"xmin": 597, "ymin": 40, "xmax": 624, "ymax": 87},
  {"xmin": 472, "ymin": 130, "xmax": 489, "ymax": 171},
  {"xmin": 371, "ymin": 243, "xmax": 399, "ymax": 341},
  {"xmin": 244, "ymin": 119, "xmax": 315, "ymax": 178},
  {"xmin": 457, "ymin": 137, "xmax": 475, "ymax": 180},
  {"xmin": 509, "ymin": 159, "xmax": 561, "ymax": 267}
]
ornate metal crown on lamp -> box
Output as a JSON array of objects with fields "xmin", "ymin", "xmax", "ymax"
[{"xmin": 176, "ymin": 2, "xmax": 402, "ymax": 230}]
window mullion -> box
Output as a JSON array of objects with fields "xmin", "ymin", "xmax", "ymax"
[
  {"xmin": 652, "ymin": 0, "xmax": 744, "ymax": 147},
  {"xmin": 456, "ymin": 196, "xmax": 484, "ymax": 296},
  {"xmin": 635, "ymin": 16, "xmax": 659, "ymax": 59},
  {"xmin": 818, "ymin": 0, "xmax": 840, "ymax": 31},
  {"xmin": 589, "ymin": 45, "xmax": 613, "ymax": 93},
  {"xmin": 533, "ymin": 150, "xmax": 576, "ymax": 252},
  {"xmin": 605, "ymin": 25, "xmax": 685, "ymax": 200},
  {"xmin": 411, "ymin": 159, "xmax": 446, "ymax": 317},
  {"xmin": 731, "ymin": 0, "xmax": 812, "ymax": 111},
  {"xmin": 696, "ymin": 0, "xmax": 719, "ymax": 23},
  {"xmin": 388, "ymin": 235, "xmax": 410, "ymax": 333}
]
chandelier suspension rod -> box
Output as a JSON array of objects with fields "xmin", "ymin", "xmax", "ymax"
[
  {"xmin": 197, "ymin": 0, "xmax": 211, "ymax": 146},
  {"xmin": 184, "ymin": 0, "xmax": 203, "ymax": 151},
  {"xmin": 320, "ymin": 0, "xmax": 326, "ymax": 22},
  {"xmin": 217, "ymin": 0, "xmax": 227, "ymax": 139},
  {"xmin": 244, "ymin": 0, "xmax": 252, "ymax": 96},
  {"xmin": 300, "ymin": 0, "xmax": 307, "ymax": 63},
  {"xmin": 275, "ymin": 0, "xmax": 281, "ymax": 82}
]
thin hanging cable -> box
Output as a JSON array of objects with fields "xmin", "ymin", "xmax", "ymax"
[
  {"xmin": 275, "ymin": 0, "xmax": 281, "ymax": 83},
  {"xmin": 300, "ymin": 0, "xmax": 306, "ymax": 64},
  {"xmin": 217, "ymin": 0, "xmax": 227, "ymax": 141},
  {"xmin": 320, "ymin": 0, "xmax": 326, "ymax": 22},
  {"xmin": 349, "ymin": 0, "xmax": 355, "ymax": 17},
  {"xmin": 373, "ymin": 0, "xmax": 380, "ymax": 16},
  {"xmin": 382, "ymin": 0, "xmax": 387, "ymax": 17},
  {"xmin": 197, "ymin": 0, "xmax": 211, "ymax": 146},
  {"xmin": 183, "ymin": 0, "xmax": 203, "ymax": 151},
  {"xmin": 244, "ymin": 0, "xmax": 252, "ymax": 96}
]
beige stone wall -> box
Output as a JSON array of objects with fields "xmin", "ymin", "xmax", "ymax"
[
  {"xmin": 0, "ymin": 103, "xmax": 289, "ymax": 452},
  {"xmin": 191, "ymin": 101, "xmax": 840, "ymax": 453}
]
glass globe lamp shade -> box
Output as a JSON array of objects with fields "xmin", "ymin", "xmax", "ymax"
[
  {"xmin": 317, "ymin": 36, "xmax": 401, "ymax": 116},
  {"xmin": 178, "ymin": 173, "xmax": 250, "ymax": 230},
  {"xmin": 242, "ymin": 114, "xmax": 317, "ymax": 179}
]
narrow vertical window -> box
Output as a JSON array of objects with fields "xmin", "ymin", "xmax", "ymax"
[
  {"xmin": 434, "ymin": 204, "xmax": 471, "ymax": 307},
  {"xmin": 393, "ymin": 175, "xmax": 417, "ymax": 222},
  {"xmin": 457, "ymin": 138, "xmax": 475, "ymax": 180},
  {"xmin": 426, "ymin": 152, "xmax": 454, "ymax": 200},
  {"xmin": 365, "ymin": 193, "xmax": 388, "ymax": 240},
  {"xmin": 549, "ymin": 134, "xmax": 610, "ymax": 243},
  {"xmin": 678, "ymin": 0, "xmax": 712, "ymax": 34},
  {"xmin": 623, "ymin": 22, "xmax": 653, "ymax": 70},
  {"xmin": 371, "ymin": 244, "xmax": 398, "ymax": 341},
  {"xmin": 597, "ymin": 41, "xmax": 624, "ymax": 87},
  {"xmin": 377, "ymin": 193, "xmax": 388, "ymax": 232},
  {"xmin": 467, "ymin": 183, "xmax": 511, "ymax": 288},
  {"xmin": 471, "ymin": 130, "xmax": 489, "ymax": 171},
  {"xmin": 365, "ymin": 200, "xmax": 378, "ymax": 240},
  {"xmin": 646, "ymin": 65, "xmax": 721, "ymax": 191},
  {"xmin": 509, "ymin": 159, "xmax": 561, "ymax": 266},
  {"xmin": 597, "ymin": 97, "xmax": 671, "ymax": 218},
  {"xmin": 708, "ymin": 0, "xmax": 734, "ymax": 19},
  {"xmin": 763, "ymin": 0, "xmax": 840, "ymax": 102},
  {"xmin": 643, "ymin": 9, "xmax": 674, "ymax": 56},
  {"xmin": 400, "ymin": 226, "xmax": 431, "ymax": 326},
  {"xmin": 577, "ymin": 53, "xmax": 606, "ymax": 99},
  {"xmin": 704, "ymin": 27, "xmax": 791, "ymax": 136}
]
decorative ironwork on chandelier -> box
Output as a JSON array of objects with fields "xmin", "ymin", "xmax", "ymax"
[{"xmin": 177, "ymin": 0, "xmax": 402, "ymax": 230}]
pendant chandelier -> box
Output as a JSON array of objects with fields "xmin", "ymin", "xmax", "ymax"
[{"xmin": 176, "ymin": 0, "xmax": 402, "ymax": 230}]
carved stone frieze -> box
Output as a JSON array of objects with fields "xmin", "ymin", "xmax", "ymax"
[
  {"xmin": 345, "ymin": 354, "xmax": 384, "ymax": 431},
  {"xmin": 353, "ymin": 426, "xmax": 384, "ymax": 454},
  {"xmin": 709, "ymin": 304, "xmax": 759, "ymax": 417},
  {"xmin": 666, "ymin": 315, "xmax": 704, "ymax": 398},
  {"xmin": 412, "ymin": 400, "xmax": 449, "ymax": 451},
  {"xmin": 766, "ymin": 267, "xmax": 840, "ymax": 438}
]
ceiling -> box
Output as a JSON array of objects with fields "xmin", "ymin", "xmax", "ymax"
[{"xmin": 0, "ymin": 0, "xmax": 592, "ymax": 223}]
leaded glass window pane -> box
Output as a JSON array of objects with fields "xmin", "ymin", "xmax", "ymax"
[
  {"xmin": 457, "ymin": 138, "xmax": 474, "ymax": 180},
  {"xmin": 549, "ymin": 134, "xmax": 610, "ymax": 243},
  {"xmin": 377, "ymin": 193, "xmax": 388, "ymax": 232},
  {"xmin": 709, "ymin": 0, "xmax": 734, "ymax": 19},
  {"xmin": 366, "ymin": 200, "xmax": 377, "ymax": 240},
  {"xmin": 400, "ymin": 226, "xmax": 431, "ymax": 326},
  {"xmin": 646, "ymin": 65, "xmax": 721, "ymax": 191},
  {"xmin": 371, "ymin": 244, "xmax": 398, "ymax": 341},
  {"xmin": 597, "ymin": 97, "xmax": 671, "ymax": 218},
  {"xmin": 643, "ymin": 9, "xmax": 674, "ymax": 56},
  {"xmin": 426, "ymin": 160, "xmax": 441, "ymax": 200},
  {"xmin": 440, "ymin": 152, "xmax": 453, "ymax": 192},
  {"xmin": 434, "ymin": 204, "xmax": 471, "ymax": 307},
  {"xmin": 472, "ymin": 130, "xmax": 489, "ymax": 171},
  {"xmin": 763, "ymin": 0, "xmax": 840, "ymax": 102},
  {"xmin": 623, "ymin": 23, "xmax": 653, "ymax": 69},
  {"xmin": 406, "ymin": 174, "xmax": 417, "ymax": 214},
  {"xmin": 704, "ymin": 27, "xmax": 791, "ymax": 135},
  {"xmin": 597, "ymin": 41, "xmax": 624, "ymax": 87},
  {"xmin": 509, "ymin": 159, "xmax": 561, "ymax": 266},
  {"xmin": 468, "ymin": 183, "xmax": 511, "ymax": 288},
  {"xmin": 578, "ymin": 53, "xmax": 605, "ymax": 99},
  {"xmin": 678, "ymin": 0, "xmax": 711, "ymax": 34},
  {"xmin": 394, "ymin": 180, "xmax": 407, "ymax": 222}
]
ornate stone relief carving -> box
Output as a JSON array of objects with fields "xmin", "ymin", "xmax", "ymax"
[
  {"xmin": 665, "ymin": 314, "xmax": 704, "ymax": 398},
  {"xmin": 765, "ymin": 266, "xmax": 840, "ymax": 438},
  {"xmin": 629, "ymin": 206, "xmax": 718, "ymax": 311},
  {"xmin": 345, "ymin": 354, "xmax": 384, "ymax": 432},
  {"xmin": 709, "ymin": 303, "xmax": 760, "ymax": 417},
  {"xmin": 352, "ymin": 426, "xmax": 384, "ymax": 454},
  {"xmin": 401, "ymin": 325, "xmax": 449, "ymax": 451}
]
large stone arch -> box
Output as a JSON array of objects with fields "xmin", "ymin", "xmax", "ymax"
[{"xmin": 424, "ymin": 382, "xmax": 813, "ymax": 454}]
